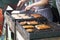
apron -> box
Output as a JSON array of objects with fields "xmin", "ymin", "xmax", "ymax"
[{"xmin": 34, "ymin": 0, "xmax": 53, "ymax": 22}]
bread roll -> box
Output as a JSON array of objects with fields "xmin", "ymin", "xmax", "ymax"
[
  {"xmin": 31, "ymin": 14, "xmax": 42, "ymax": 18},
  {"xmin": 35, "ymin": 24, "xmax": 50, "ymax": 30},
  {"xmin": 18, "ymin": 14, "xmax": 26, "ymax": 17},
  {"xmin": 11, "ymin": 14, "xmax": 18, "ymax": 18},
  {"xmin": 26, "ymin": 29, "xmax": 34, "ymax": 32},
  {"xmin": 19, "ymin": 21, "xmax": 27, "ymax": 25},
  {"xmin": 22, "ymin": 16, "xmax": 31, "ymax": 19},
  {"xmin": 11, "ymin": 14, "xmax": 21, "ymax": 19},
  {"xmin": 23, "ymin": 25, "xmax": 34, "ymax": 29},
  {"xmin": 27, "ymin": 21, "xmax": 38, "ymax": 25}
]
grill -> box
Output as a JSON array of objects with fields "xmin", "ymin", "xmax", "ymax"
[{"xmin": 5, "ymin": 10, "xmax": 60, "ymax": 40}]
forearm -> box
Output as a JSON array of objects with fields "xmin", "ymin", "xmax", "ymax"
[
  {"xmin": 17, "ymin": 0, "xmax": 26, "ymax": 7},
  {"xmin": 30, "ymin": 0, "xmax": 48, "ymax": 7}
]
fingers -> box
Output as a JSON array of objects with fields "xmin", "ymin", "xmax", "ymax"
[
  {"xmin": 25, "ymin": 6, "xmax": 35, "ymax": 11},
  {"xmin": 25, "ymin": 5, "xmax": 32, "ymax": 11},
  {"xmin": 25, "ymin": 7, "xmax": 31, "ymax": 11}
]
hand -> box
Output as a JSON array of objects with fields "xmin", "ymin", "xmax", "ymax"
[{"xmin": 25, "ymin": 5, "xmax": 32, "ymax": 11}]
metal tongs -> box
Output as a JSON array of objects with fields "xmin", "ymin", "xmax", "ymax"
[
  {"xmin": 20, "ymin": 9, "xmax": 34, "ymax": 14},
  {"xmin": 11, "ymin": 9, "xmax": 34, "ymax": 14}
]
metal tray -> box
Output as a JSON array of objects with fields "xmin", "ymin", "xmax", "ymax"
[
  {"xmin": 16, "ymin": 21, "xmax": 60, "ymax": 40},
  {"xmin": 5, "ymin": 10, "xmax": 60, "ymax": 40},
  {"xmin": 6, "ymin": 10, "xmax": 48, "ymax": 24}
]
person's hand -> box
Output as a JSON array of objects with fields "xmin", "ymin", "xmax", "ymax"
[
  {"xmin": 25, "ymin": 5, "xmax": 33, "ymax": 11},
  {"xmin": 25, "ymin": 5, "xmax": 35, "ymax": 11}
]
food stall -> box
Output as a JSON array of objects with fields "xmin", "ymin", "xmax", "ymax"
[{"xmin": 4, "ymin": 9, "xmax": 60, "ymax": 40}]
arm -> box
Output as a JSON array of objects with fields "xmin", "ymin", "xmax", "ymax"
[
  {"xmin": 17, "ymin": 0, "xmax": 27, "ymax": 9},
  {"xmin": 25, "ymin": 0, "xmax": 49, "ymax": 10},
  {"xmin": 30, "ymin": 0, "xmax": 48, "ymax": 7},
  {"xmin": 17, "ymin": 0, "xmax": 26, "ymax": 7}
]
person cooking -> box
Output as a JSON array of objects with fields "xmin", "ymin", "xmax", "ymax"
[{"xmin": 17, "ymin": 0, "xmax": 53, "ymax": 22}]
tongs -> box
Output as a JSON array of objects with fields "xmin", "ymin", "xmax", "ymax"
[
  {"xmin": 20, "ymin": 9, "xmax": 34, "ymax": 14},
  {"xmin": 11, "ymin": 9, "xmax": 34, "ymax": 14}
]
